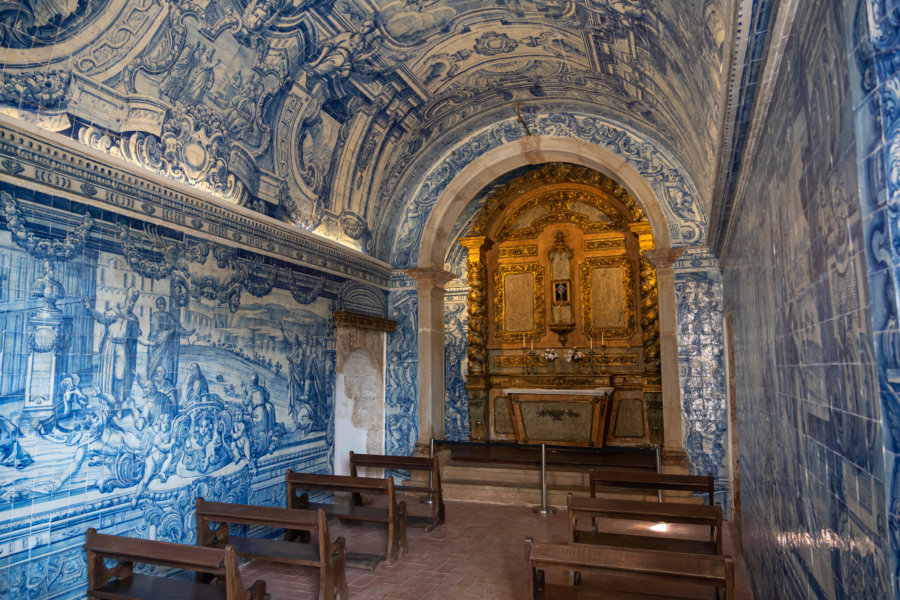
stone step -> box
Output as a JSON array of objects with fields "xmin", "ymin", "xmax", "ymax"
[
  {"xmin": 442, "ymin": 477, "xmax": 587, "ymax": 507},
  {"xmin": 440, "ymin": 461, "xmax": 703, "ymax": 507},
  {"xmin": 442, "ymin": 461, "xmax": 590, "ymax": 487}
]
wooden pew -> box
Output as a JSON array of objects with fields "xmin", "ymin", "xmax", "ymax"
[
  {"xmin": 590, "ymin": 468, "xmax": 715, "ymax": 504},
  {"xmin": 525, "ymin": 537, "xmax": 733, "ymax": 599},
  {"xmin": 349, "ymin": 451, "xmax": 445, "ymax": 531},
  {"xmin": 286, "ymin": 470, "xmax": 407, "ymax": 571},
  {"xmin": 568, "ymin": 494, "xmax": 723, "ymax": 556},
  {"xmin": 195, "ymin": 498, "xmax": 347, "ymax": 600},
  {"xmin": 84, "ymin": 527, "xmax": 266, "ymax": 600}
]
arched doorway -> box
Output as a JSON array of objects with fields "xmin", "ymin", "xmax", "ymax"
[
  {"xmin": 457, "ymin": 163, "xmax": 661, "ymax": 448},
  {"xmin": 414, "ymin": 137, "xmax": 687, "ymax": 466}
]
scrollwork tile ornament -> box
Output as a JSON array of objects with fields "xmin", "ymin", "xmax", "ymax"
[
  {"xmin": 0, "ymin": 70, "xmax": 71, "ymax": 110},
  {"xmin": 1, "ymin": 191, "xmax": 93, "ymax": 260},
  {"xmin": 0, "ymin": 1, "xmax": 111, "ymax": 49},
  {"xmin": 290, "ymin": 273, "xmax": 326, "ymax": 305}
]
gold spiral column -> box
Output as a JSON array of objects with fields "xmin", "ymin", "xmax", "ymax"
[
  {"xmin": 459, "ymin": 236, "xmax": 489, "ymax": 440},
  {"xmin": 631, "ymin": 223, "xmax": 661, "ymax": 373}
]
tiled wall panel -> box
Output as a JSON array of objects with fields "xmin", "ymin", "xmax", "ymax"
[
  {"xmin": 675, "ymin": 256, "xmax": 730, "ymax": 511},
  {"xmin": 722, "ymin": 0, "xmax": 891, "ymax": 596},
  {"xmin": 0, "ymin": 182, "xmax": 341, "ymax": 599}
]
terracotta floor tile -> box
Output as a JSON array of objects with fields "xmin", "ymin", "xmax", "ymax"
[{"xmin": 240, "ymin": 500, "xmax": 755, "ymax": 599}]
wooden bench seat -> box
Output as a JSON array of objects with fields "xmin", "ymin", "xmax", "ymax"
[
  {"xmin": 286, "ymin": 470, "xmax": 407, "ymax": 571},
  {"xmin": 590, "ymin": 469, "xmax": 715, "ymax": 504},
  {"xmin": 84, "ymin": 528, "xmax": 265, "ymax": 600},
  {"xmin": 525, "ymin": 538, "xmax": 733, "ymax": 599},
  {"xmin": 195, "ymin": 498, "xmax": 347, "ymax": 600},
  {"xmin": 349, "ymin": 451, "xmax": 445, "ymax": 531},
  {"xmin": 568, "ymin": 494, "xmax": 723, "ymax": 556}
]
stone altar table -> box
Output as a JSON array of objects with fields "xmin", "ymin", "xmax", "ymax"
[{"xmin": 503, "ymin": 388, "xmax": 614, "ymax": 447}]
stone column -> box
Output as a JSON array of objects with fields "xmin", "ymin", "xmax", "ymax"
[
  {"xmin": 642, "ymin": 248, "xmax": 687, "ymax": 468},
  {"xmin": 405, "ymin": 268, "xmax": 455, "ymax": 453},
  {"xmin": 458, "ymin": 237, "xmax": 489, "ymax": 440}
]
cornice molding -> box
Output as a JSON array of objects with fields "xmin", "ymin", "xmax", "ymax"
[
  {"xmin": 0, "ymin": 114, "xmax": 392, "ymax": 288},
  {"xmin": 333, "ymin": 310, "xmax": 397, "ymax": 333},
  {"xmin": 710, "ymin": 0, "xmax": 797, "ymax": 258}
]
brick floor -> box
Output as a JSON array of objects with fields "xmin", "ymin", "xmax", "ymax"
[{"xmin": 241, "ymin": 500, "xmax": 754, "ymax": 599}]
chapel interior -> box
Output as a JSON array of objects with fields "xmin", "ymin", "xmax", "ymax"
[{"xmin": 0, "ymin": 0, "xmax": 895, "ymax": 598}]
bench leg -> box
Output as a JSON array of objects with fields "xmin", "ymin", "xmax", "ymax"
[
  {"xmin": 323, "ymin": 536, "xmax": 348, "ymax": 600},
  {"xmin": 387, "ymin": 501, "xmax": 408, "ymax": 563}
]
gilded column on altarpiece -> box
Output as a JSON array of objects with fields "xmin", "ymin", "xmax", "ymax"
[{"xmin": 459, "ymin": 236, "xmax": 489, "ymax": 440}]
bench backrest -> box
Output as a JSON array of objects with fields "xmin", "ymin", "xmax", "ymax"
[
  {"xmin": 195, "ymin": 497, "xmax": 332, "ymax": 563},
  {"xmin": 84, "ymin": 528, "xmax": 259, "ymax": 600},
  {"xmin": 349, "ymin": 452, "xmax": 438, "ymax": 474},
  {"xmin": 590, "ymin": 468, "xmax": 715, "ymax": 504},
  {"xmin": 348, "ymin": 452, "xmax": 442, "ymax": 494},
  {"xmin": 525, "ymin": 537, "xmax": 732, "ymax": 599},
  {"xmin": 348, "ymin": 452, "xmax": 445, "ymax": 529},
  {"xmin": 567, "ymin": 494, "xmax": 723, "ymax": 554},
  {"xmin": 286, "ymin": 470, "xmax": 392, "ymax": 495},
  {"xmin": 286, "ymin": 470, "xmax": 400, "ymax": 522}
]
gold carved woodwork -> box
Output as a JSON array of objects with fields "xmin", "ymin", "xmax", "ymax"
[
  {"xmin": 495, "ymin": 190, "xmax": 629, "ymax": 241},
  {"xmin": 493, "ymin": 262, "xmax": 545, "ymax": 342},
  {"xmin": 592, "ymin": 352, "xmax": 640, "ymax": 367},
  {"xmin": 469, "ymin": 163, "xmax": 646, "ymax": 236},
  {"xmin": 580, "ymin": 256, "xmax": 636, "ymax": 340},
  {"xmin": 639, "ymin": 256, "xmax": 661, "ymax": 372},
  {"xmin": 460, "ymin": 236, "xmax": 488, "ymax": 376},
  {"xmin": 460, "ymin": 163, "xmax": 661, "ymax": 446},
  {"xmin": 585, "ymin": 238, "xmax": 626, "ymax": 252},
  {"xmin": 498, "ymin": 245, "xmax": 538, "ymax": 258}
]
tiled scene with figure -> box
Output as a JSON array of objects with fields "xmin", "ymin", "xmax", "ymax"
[{"xmin": 0, "ymin": 0, "xmax": 898, "ymax": 598}]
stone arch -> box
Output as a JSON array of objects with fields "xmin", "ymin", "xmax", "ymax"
[{"xmin": 413, "ymin": 136, "xmax": 688, "ymax": 464}]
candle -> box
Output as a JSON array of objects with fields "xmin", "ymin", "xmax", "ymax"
[
  {"xmin": 601, "ymin": 331, "xmax": 604, "ymax": 346},
  {"xmin": 531, "ymin": 339, "xmax": 534, "ymax": 351},
  {"xmin": 590, "ymin": 337, "xmax": 593, "ymax": 350},
  {"xmin": 522, "ymin": 334, "xmax": 526, "ymax": 348}
]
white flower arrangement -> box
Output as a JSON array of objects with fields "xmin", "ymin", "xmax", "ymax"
[
  {"xmin": 565, "ymin": 348, "xmax": 585, "ymax": 363},
  {"xmin": 543, "ymin": 349, "xmax": 559, "ymax": 362}
]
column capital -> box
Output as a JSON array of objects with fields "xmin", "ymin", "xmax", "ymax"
[
  {"xmin": 404, "ymin": 267, "xmax": 456, "ymax": 289},
  {"xmin": 642, "ymin": 248, "xmax": 684, "ymax": 271},
  {"xmin": 458, "ymin": 236, "xmax": 490, "ymax": 263},
  {"xmin": 628, "ymin": 223, "xmax": 655, "ymax": 252}
]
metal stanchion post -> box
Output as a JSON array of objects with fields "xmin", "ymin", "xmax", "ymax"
[
  {"xmin": 421, "ymin": 437, "xmax": 435, "ymax": 505},
  {"xmin": 532, "ymin": 443, "xmax": 555, "ymax": 515},
  {"xmin": 655, "ymin": 445, "xmax": 663, "ymax": 502}
]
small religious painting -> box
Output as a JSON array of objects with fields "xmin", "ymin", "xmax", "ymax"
[{"xmin": 553, "ymin": 280, "xmax": 569, "ymax": 304}]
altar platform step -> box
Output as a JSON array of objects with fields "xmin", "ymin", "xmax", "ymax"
[{"xmin": 439, "ymin": 460, "xmax": 692, "ymax": 507}]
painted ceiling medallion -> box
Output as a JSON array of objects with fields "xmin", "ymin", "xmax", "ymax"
[{"xmin": 0, "ymin": 0, "xmax": 112, "ymax": 48}]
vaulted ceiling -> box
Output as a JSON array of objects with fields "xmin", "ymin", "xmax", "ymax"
[{"xmin": 0, "ymin": 0, "xmax": 749, "ymax": 262}]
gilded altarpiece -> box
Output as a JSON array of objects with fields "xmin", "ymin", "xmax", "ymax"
[{"xmin": 460, "ymin": 164, "xmax": 662, "ymax": 448}]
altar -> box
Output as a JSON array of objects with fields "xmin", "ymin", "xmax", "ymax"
[
  {"xmin": 457, "ymin": 165, "xmax": 665, "ymax": 451},
  {"xmin": 504, "ymin": 388, "xmax": 613, "ymax": 447}
]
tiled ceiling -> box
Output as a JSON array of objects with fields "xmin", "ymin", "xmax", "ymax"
[{"xmin": 0, "ymin": 0, "xmax": 730, "ymax": 258}]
